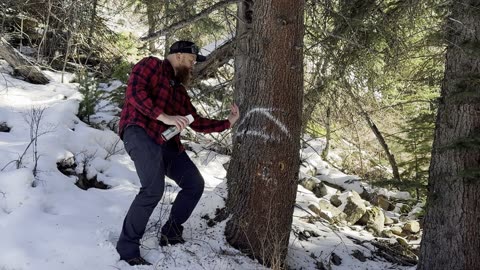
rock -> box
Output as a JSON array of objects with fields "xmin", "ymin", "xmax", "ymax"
[
  {"xmin": 331, "ymin": 253, "xmax": 342, "ymax": 265},
  {"xmin": 309, "ymin": 200, "xmax": 346, "ymax": 224},
  {"xmin": 399, "ymin": 215, "xmax": 410, "ymax": 222},
  {"xmin": 307, "ymin": 230, "xmax": 320, "ymax": 237},
  {"xmin": 406, "ymin": 234, "xmax": 420, "ymax": 241},
  {"xmin": 381, "ymin": 229, "xmax": 394, "ymax": 238},
  {"xmin": 300, "ymin": 178, "xmax": 328, "ymax": 198},
  {"xmin": 391, "ymin": 226, "xmax": 403, "ymax": 236},
  {"xmin": 57, "ymin": 156, "xmax": 77, "ymax": 176},
  {"xmin": 359, "ymin": 189, "xmax": 373, "ymax": 202},
  {"xmin": 384, "ymin": 216, "xmax": 394, "ymax": 225},
  {"xmin": 393, "ymin": 203, "xmax": 403, "ymax": 213},
  {"xmin": 396, "ymin": 237, "xmax": 409, "ymax": 248},
  {"xmin": 407, "ymin": 204, "xmax": 425, "ymax": 220},
  {"xmin": 301, "ymin": 178, "xmax": 317, "ymax": 190},
  {"xmin": 350, "ymin": 225, "xmax": 362, "ymax": 231},
  {"xmin": 0, "ymin": 122, "xmax": 11, "ymax": 132},
  {"xmin": 222, "ymin": 161, "xmax": 230, "ymax": 171},
  {"xmin": 403, "ymin": 221, "xmax": 420, "ymax": 234},
  {"xmin": 300, "ymin": 163, "xmax": 317, "ymax": 177},
  {"xmin": 343, "ymin": 191, "xmax": 367, "ymax": 225},
  {"xmin": 358, "ymin": 207, "xmax": 385, "ymax": 235},
  {"xmin": 330, "ymin": 194, "xmax": 342, "ymax": 207},
  {"xmin": 312, "ymin": 182, "xmax": 328, "ymax": 198},
  {"xmin": 75, "ymin": 174, "xmax": 109, "ymax": 190},
  {"xmin": 371, "ymin": 194, "xmax": 394, "ymax": 211},
  {"xmin": 351, "ymin": 250, "xmax": 367, "ymax": 262},
  {"xmin": 317, "ymin": 199, "xmax": 340, "ymax": 214}
]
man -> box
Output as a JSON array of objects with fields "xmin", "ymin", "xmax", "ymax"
[{"xmin": 116, "ymin": 40, "xmax": 240, "ymax": 266}]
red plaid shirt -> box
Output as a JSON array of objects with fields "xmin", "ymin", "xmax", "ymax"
[{"xmin": 119, "ymin": 56, "xmax": 230, "ymax": 152}]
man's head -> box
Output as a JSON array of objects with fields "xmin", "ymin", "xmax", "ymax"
[{"xmin": 167, "ymin": 41, "xmax": 206, "ymax": 85}]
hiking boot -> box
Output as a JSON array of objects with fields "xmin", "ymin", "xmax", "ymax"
[
  {"xmin": 159, "ymin": 220, "xmax": 185, "ymax": 246},
  {"xmin": 159, "ymin": 234, "xmax": 186, "ymax": 246},
  {"xmin": 125, "ymin": 256, "xmax": 152, "ymax": 266}
]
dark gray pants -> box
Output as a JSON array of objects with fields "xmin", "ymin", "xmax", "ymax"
[{"xmin": 116, "ymin": 125, "xmax": 204, "ymax": 260}]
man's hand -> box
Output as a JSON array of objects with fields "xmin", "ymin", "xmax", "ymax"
[
  {"xmin": 157, "ymin": 113, "xmax": 190, "ymax": 131},
  {"xmin": 228, "ymin": 103, "xmax": 240, "ymax": 127}
]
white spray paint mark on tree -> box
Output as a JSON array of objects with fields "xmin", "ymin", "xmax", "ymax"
[
  {"xmin": 236, "ymin": 107, "xmax": 291, "ymax": 142},
  {"xmin": 240, "ymin": 130, "xmax": 281, "ymax": 142}
]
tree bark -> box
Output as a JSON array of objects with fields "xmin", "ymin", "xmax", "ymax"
[
  {"xmin": 225, "ymin": 0, "xmax": 305, "ymax": 267},
  {"xmin": 0, "ymin": 37, "xmax": 49, "ymax": 84},
  {"xmin": 418, "ymin": 1, "xmax": 480, "ymax": 269}
]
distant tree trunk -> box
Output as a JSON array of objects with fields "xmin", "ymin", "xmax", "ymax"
[
  {"xmin": 87, "ymin": 0, "xmax": 98, "ymax": 47},
  {"xmin": 0, "ymin": 37, "xmax": 49, "ymax": 84},
  {"xmin": 301, "ymin": 57, "xmax": 329, "ymax": 132},
  {"xmin": 145, "ymin": 0, "xmax": 157, "ymax": 53},
  {"xmin": 362, "ymin": 111, "xmax": 400, "ymax": 180},
  {"xmin": 321, "ymin": 107, "xmax": 331, "ymax": 159},
  {"xmin": 345, "ymin": 82, "xmax": 401, "ymax": 181},
  {"xmin": 225, "ymin": 0, "xmax": 305, "ymax": 267},
  {"xmin": 163, "ymin": 0, "xmax": 171, "ymax": 57},
  {"xmin": 418, "ymin": 1, "xmax": 480, "ymax": 269}
]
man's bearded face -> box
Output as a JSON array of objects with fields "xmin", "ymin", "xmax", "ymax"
[
  {"xmin": 175, "ymin": 54, "xmax": 196, "ymax": 86},
  {"xmin": 175, "ymin": 65, "xmax": 192, "ymax": 86}
]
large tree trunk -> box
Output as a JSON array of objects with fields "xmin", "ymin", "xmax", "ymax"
[
  {"xmin": 0, "ymin": 37, "xmax": 49, "ymax": 84},
  {"xmin": 418, "ymin": 1, "xmax": 480, "ymax": 269},
  {"xmin": 225, "ymin": 0, "xmax": 305, "ymax": 267}
]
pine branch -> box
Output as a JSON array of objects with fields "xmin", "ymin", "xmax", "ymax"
[
  {"xmin": 140, "ymin": 0, "xmax": 240, "ymax": 41},
  {"xmin": 192, "ymin": 39, "xmax": 235, "ymax": 80}
]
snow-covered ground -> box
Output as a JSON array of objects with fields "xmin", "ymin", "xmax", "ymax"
[{"xmin": 0, "ymin": 63, "xmax": 416, "ymax": 270}]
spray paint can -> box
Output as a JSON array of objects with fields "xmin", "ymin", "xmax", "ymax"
[{"xmin": 161, "ymin": 114, "xmax": 194, "ymax": 141}]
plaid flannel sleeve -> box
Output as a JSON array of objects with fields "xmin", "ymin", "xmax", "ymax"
[{"xmin": 184, "ymin": 96, "xmax": 230, "ymax": 133}]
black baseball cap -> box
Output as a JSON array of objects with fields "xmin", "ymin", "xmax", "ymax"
[{"xmin": 169, "ymin": 41, "xmax": 206, "ymax": 62}]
